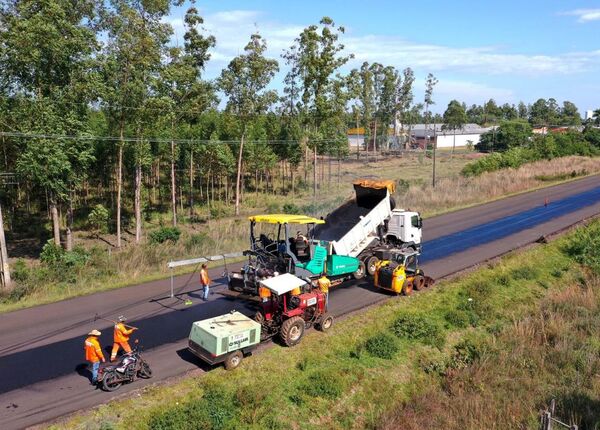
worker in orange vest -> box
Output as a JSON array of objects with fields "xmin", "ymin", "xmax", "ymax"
[
  {"xmin": 84, "ymin": 329, "xmax": 105, "ymax": 384},
  {"xmin": 318, "ymin": 274, "xmax": 331, "ymax": 310},
  {"xmin": 111, "ymin": 316, "xmax": 136, "ymax": 361},
  {"xmin": 200, "ymin": 263, "xmax": 211, "ymax": 301}
]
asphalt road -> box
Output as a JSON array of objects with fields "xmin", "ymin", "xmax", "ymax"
[{"xmin": 1, "ymin": 174, "xmax": 599, "ymax": 429}]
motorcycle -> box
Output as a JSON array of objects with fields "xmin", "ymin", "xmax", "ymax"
[{"xmin": 97, "ymin": 342, "xmax": 152, "ymax": 392}]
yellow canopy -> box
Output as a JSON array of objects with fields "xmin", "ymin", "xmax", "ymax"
[
  {"xmin": 353, "ymin": 179, "xmax": 396, "ymax": 194},
  {"xmin": 249, "ymin": 214, "xmax": 325, "ymax": 225}
]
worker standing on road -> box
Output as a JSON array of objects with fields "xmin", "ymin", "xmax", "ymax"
[
  {"xmin": 111, "ymin": 316, "xmax": 136, "ymax": 361},
  {"xmin": 84, "ymin": 329, "xmax": 105, "ymax": 384},
  {"xmin": 200, "ymin": 263, "xmax": 211, "ymax": 301},
  {"xmin": 318, "ymin": 274, "xmax": 331, "ymax": 310}
]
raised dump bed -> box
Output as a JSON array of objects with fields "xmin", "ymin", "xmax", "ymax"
[{"xmin": 188, "ymin": 311, "xmax": 261, "ymax": 370}]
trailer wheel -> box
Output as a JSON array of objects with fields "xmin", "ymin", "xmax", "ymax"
[
  {"xmin": 413, "ymin": 275, "xmax": 425, "ymax": 291},
  {"xmin": 353, "ymin": 261, "xmax": 366, "ymax": 280},
  {"xmin": 224, "ymin": 351, "xmax": 243, "ymax": 370},
  {"xmin": 316, "ymin": 314, "xmax": 334, "ymax": 332},
  {"xmin": 366, "ymin": 256, "xmax": 379, "ymax": 276},
  {"xmin": 280, "ymin": 316, "xmax": 305, "ymax": 347}
]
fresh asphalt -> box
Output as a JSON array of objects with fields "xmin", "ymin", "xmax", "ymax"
[{"xmin": 0, "ymin": 174, "xmax": 599, "ymax": 429}]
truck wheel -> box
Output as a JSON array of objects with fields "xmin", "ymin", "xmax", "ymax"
[
  {"xmin": 366, "ymin": 256, "xmax": 379, "ymax": 276},
  {"xmin": 224, "ymin": 351, "xmax": 243, "ymax": 370},
  {"xmin": 254, "ymin": 311, "xmax": 265, "ymax": 324},
  {"xmin": 353, "ymin": 261, "xmax": 366, "ymax": 280},
  {"xmin": 413, "ymin": 275, "xmax": 425, "ymax": 291},
  {"xmin": 402, "ymin": 280, "xmax": 413, "ymax": 296},
  {"xmin": 280, "ymin": 316, "xmax": 305, "ymax": 347},
  {"xmin": 316, "ymin": 314, "xmax": 334, "ymax": 332}
]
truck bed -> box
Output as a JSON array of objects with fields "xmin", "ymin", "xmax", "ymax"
[{"xmin": 313, "ymin": 199, "xmax": 371, "ymax": 241}]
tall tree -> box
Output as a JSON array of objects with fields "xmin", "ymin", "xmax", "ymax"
[
  {"xmin": 423, "ymin": 73, "xmax": 438, "ymax": 186},
  {"xmin": 560, "ymin": 101, "xmax": 581, "ymax": 126},
  {"xmin": 397, "ymin": 67, "xmax": 415, "ymax": 149},
  {"xmin": 218, "ymin": 33, "xmax": 278, "ymax": 215},
  {"xmin": 284, "ymin": 17, "xmax": 352, "ymax": 196},
  {"xmin": 102, "ymin": 0, "xmax": 174, "ymax": 246},
  {"xmin": 155, "ymin": 6, "xmax": 216, "ymax": 226},
  {"xmin": 0, "ymin": 0, "xmax": 100, "ymax": 247},
  {"xmin": 442, "ymin": 99, "xmax": 467, "ymax": 154}
]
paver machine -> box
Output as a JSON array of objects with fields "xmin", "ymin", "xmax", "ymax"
[
  {"xmin": 254, "ymin": 273, "xmax": 333, "ymax": 346},
  {"xmin": 373, "ymin": 249, "xmax": 434, "ymax": 295}
]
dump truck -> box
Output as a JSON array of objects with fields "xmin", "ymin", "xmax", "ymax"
[
  {"xmin": 188, "ymin": 311, "xmax": 261, "ymax": 370},
  {"xmin": 314, "ymin": 179, "xmax": 423, "ymax": 276},
  {"xmin": 373, "ymin": 248, "xmax": 434, "ymax": 295}
]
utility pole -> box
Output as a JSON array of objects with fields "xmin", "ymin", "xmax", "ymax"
[{"xmin": 0, "ymin": 202, "xmax": 11, "ymax": 290}]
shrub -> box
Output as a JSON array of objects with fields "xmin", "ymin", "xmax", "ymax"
[
  {"xmin": 11, "ymin": 259, "xmax": 30, "ymax": 283},
  {"xmin": 88, "ymin": 204, "xmax": 109, "ymax": 236},
  {"xmin": 283, "ymin": 202, "xmax": 301, "ymax": 214},
  {"xmin": 448, "ymin": 332, "xmax": 491, "ymax": 369},
  {"xmin": 444, "ymin": 309, "xmax": 471, "ymax": 328},
  {"xmin": 391, "ymin": 313, "xmax": 445, "ymax": 347},
  {"xmin": 149, "ymin": 227, "xmax": 181, "ymax": 244},
  {"xmin": 265, "ymin": 202, "xmax": 280, "ymax": 213},
  {"xmin": 40, "ymin": 240, "xmax": 63, "ymax": 265},
  {"xmin": 510, "ymin": 265, "xmax": 539, "ymax": 280},
  {"xmin": 365, "ymin": 332, "xmax": 399, "ymax": 359},
  {"xmin": 185, "ymin": 233, "xmax": 214, "ymax": 252},
  {"xmin": 298, "ymin": 369, "xmax": 345, "ymax": 399},
  {"xmin": 564, "ymin": 222, "xmax": 600, "ymax": 274}
]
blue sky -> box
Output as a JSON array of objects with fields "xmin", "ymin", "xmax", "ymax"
[{"xmin": 166, "ymin": 1, "xmax": 600, "ymax": 115}]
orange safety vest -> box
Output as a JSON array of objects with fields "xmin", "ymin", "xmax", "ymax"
[
  {"xmin": 85, "ymin": 336, "xmax": 104, "ymax": 362},
  {"xmin": 113, "ymin": 323, "xmax": 133, "ymax": 343},
  {"xmin": 318, "ymin": 276, "xmax": 331, "ymax": 293},
  {"xmin": 200, "ymin": 269, "xmax": 211, "ymax": 286}
]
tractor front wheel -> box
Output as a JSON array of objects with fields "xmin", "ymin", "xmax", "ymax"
[
  {"xmin": 403, "ymin": 280, "xmax": 413, "ymax": 296},
  {"xmin": 316, "ymin": 313, "xmax": 334, "ymax": 332},
  {"xmin": 413, "ymin": 275, "xmax": 425, "ymax": 291},
  {"xmin": 280, "ymin": 316, "xmax": 305, "ymax": 347}
]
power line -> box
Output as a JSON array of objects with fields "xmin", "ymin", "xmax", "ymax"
[{"xmin": 0, "ymin": 131, "xmax": 347, "ymax": 146}]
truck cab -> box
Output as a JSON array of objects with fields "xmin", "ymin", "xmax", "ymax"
[{"xmin": 385, "ymin": 210, "xmax": 422, "ymax": 251}]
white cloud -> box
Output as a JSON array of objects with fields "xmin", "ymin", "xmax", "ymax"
[{"xmin": 561, "ymin": 8, "xmax": 600, "ymax": 23}]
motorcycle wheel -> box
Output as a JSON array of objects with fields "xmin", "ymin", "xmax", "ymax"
[
  {"xmin": 102, "ymin": 371, "xmax": 123, "ymax": 392},
  {"xmin": 138, "ymin": 362, "xmax": 153, "ymax": 379}
]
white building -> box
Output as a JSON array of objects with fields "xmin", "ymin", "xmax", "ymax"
[
  {"xmin": 409, "ymin": 123, "xmax": 495, "ymax": 149},
  {"xmin": 585, "ymin": 110, "xmax": 595, "ymax": 121}
]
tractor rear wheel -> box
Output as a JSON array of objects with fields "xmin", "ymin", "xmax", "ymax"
[
  {"xmin": 224, "ymin": 351, "xmax": 243, "ymax": 370},
  {"xmin": 366, "ymin": 256, "xmax": 379, "ymax": 276},
  {"xmin": 413, "ymin": 275, "xmax": 425, "ymax": 291},
  {"xmin": 280, "ymin": 316, "xmax": 305, "ymax": 347},
  {"xmin": 316, "ymin": 313, "xmax": 334, "ymax": 332},
  {"xmin": 353, "ymin": 261, "xmax": 366, "ymax": 280}
]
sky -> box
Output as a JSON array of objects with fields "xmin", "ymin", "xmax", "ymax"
[{"xmin": 166, "ymin": 0, "xmax": 600, "ymax": 115}]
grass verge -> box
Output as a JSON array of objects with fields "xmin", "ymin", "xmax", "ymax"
[{"xmin": 51, "ymin": 220, "xmax": 600, "ymax": 430}]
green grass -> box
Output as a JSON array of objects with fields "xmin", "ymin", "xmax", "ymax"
[{"xmin": 51, "ymin": 220, "xmax": 600, "ymax": 430}]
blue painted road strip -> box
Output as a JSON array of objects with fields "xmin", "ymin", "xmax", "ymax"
[{"xmin": 422, "ymin": 185, "xmax": 600, "ymax": 263}]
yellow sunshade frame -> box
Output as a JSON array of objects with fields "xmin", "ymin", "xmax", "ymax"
[
  {"xmin": 249, "ymin": 214, "xmax": 325, "ymax": 225},
  {"xmin": 353, "ymin": 178, "xmax": 396, "ymax": 194}
]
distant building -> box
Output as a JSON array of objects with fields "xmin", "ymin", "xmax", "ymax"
[
  {"xmin": 409, "ymin": 123, "xmax": 494, "ymax": 149},
  {"xmin": 585, "ymin": 110, "xmax": 594, "ymax": 121}
]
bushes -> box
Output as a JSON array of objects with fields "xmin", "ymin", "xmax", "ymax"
[
  {"xmin": 149, "ymin": 226, "xmax": 181, "ymax": 244},
  {"xmin": 391, "ymin": 312, "xmax": 445, "ymax": 347},
  {"xmin": 40, "ymin": 240, "xmax": 90, "ymax": 271},
  {"xmin": 297, "ymin": 368, "xmax": 346, "ymax": 400},
  {"xmin": 365, "ymin": 332, "xmax": 399, "ymax": 359},
  {"xmin": 564, "ymin": 221, "xmax": 600, "ymax": 274},
  {"xmin": 87, "ymin": 204, "xmax": 109, "ymax": 236}
]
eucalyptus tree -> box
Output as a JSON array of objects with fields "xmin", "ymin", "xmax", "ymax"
[
  {"xmin": 423, "ymin": 73, "xmax": 438, "ymax": 187},
  {"xmin": 0, "ymin": 0, "xmax": 100, "ymax": 248},
  {"xmin": 348, "ymin": 62, "xmax": 375, "ymax": 156},
  {"xmin": 442, "ymin": 99, "xmax": 468, "ymax": 154},
  {"xmin": 397, "ymin": 67, "xmax": 415, "ymax": 149},
  {"xmin": 218, "ymin": 33, "xmax": 279, "ymax": 215},
  {"xmin": 155, "ymin": 6, "xmax": 216, "ymax": 226},
  {"xmin": 284, "ymin": 17, "xmax": 352, "ymax": 195}
]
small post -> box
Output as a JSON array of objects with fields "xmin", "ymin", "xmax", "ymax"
[{"xmin": 170, "ymin": 267, "xmax": 174, "ymax": 298}]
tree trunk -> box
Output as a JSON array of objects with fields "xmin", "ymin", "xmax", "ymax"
[
  {"xmin": 373, "ymin": 119, "xmax": 378, "ymax": 162},
  {"xmin": 134, "ymin": 162, "xmax": 142, "ymax": 243},
  {"xmin": 170, "ymin": 137, "xmax": 177, "ymax": 227},
  {"xmin": 50, "ymin": 194, "xmax": 61, "ymax": 247},
  {"xmin": 313, "ymin": 146, "xmax": 317, "ymax": 197},
  {"xmin": 189, "ymin": 150, "xmax": 194, "ymax": 217},
  {"xmin": 304, "ymin": 142, "xmax": 308, "ymax": 184},
  {"xmin": 328, "ymin": 154, "xmax": 331, "ymax": 187},
  {"xmin": 116, "ymin": 122, "xmax": 124, "ymax": 248},
  {"xmin": 234, "ymin": 133, "xmax": 245, "ymax": 216},
  {"xmin": 0, "ymin": 202, "xmax": 11, "ymax": 290},
  {"xmin": 66, "ymin": 195, "xmax": 74, "ymax": 251}
]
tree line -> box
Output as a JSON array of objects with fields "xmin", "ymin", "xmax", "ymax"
[{"xmin": 0, "ymin": 0, "xmax": 597, "ymax": 268}]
